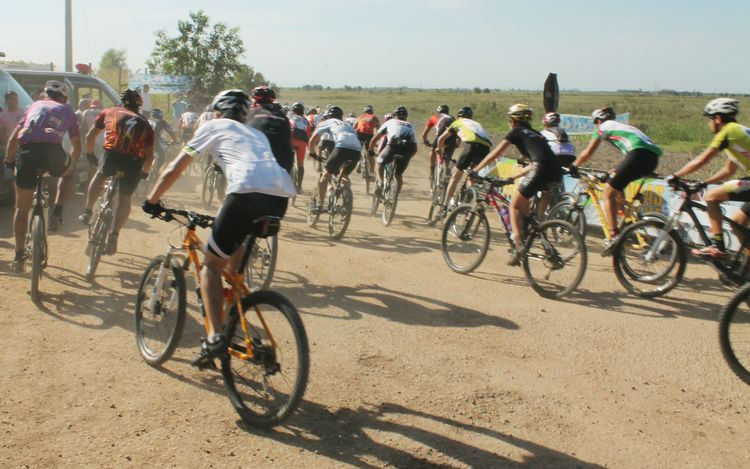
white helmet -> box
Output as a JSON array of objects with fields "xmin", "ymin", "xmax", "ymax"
[
  {"xmin": 44, "ymin": 80, "xmax": 68, "ymax": 99},
  {"xmin": 704, "ymin": 98, "xmax": 739, "ymax": 117}
]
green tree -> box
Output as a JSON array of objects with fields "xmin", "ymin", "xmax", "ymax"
[
  {"xmin": 231, "ymin": 64, "xmax": 272, "ymax": 91},
  {"xmin": 148, "ymin": 10, "xmax": 245, "ymax": 100},
  {"xmin": 99, "ymin": 48, "xmax": 128, "ymax": 71}
]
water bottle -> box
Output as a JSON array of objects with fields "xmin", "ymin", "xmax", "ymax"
[{"xmin": 500, "ymin": 205, "xmax": 511, "ymax": 228}]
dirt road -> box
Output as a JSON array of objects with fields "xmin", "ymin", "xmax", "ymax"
[{"xmin": 1, "ymin": 158, "xmax": 747, "ymax": 468}]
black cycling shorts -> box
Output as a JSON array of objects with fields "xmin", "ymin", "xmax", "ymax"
[
  {"xmin": 440, "ymin": 144, "xmax": 457, "ymax": 163},
  {"xmin": 557, "ymin": 154, "xmax": 576, "ymax": 168},
  {"xmin": 518, "ymin": 162, "xmax": 563, "ymax": 200},
  {"xmin": 15, "ymin": 143, "xmax": 69, "ymax": 190},
  {"xmin": 455, "ymin": 143, "xmax": 490, "ymax": 171},
  {"xmin": 325, "ymin": 147, "xmax": 360, "ymax": 176},
  {"xmin": 320, "ymin": 140, "xmax": 335, "ymax": 155},
  {"xmin": 377, "ymin": 142, "xmax": 418, "ymax": 176},
  {"xmin": 608, "ymin": 148, "xmax": 659, "ymax": 192},
  {"xmin": 207, "ymin": 192, "xmax": 288, "ymax": 259},
  {"xmin": 99, "ymin": 150, "xmax": 145, "ymax": 195},
  {"xmin": 356, "ymin": 132, "xmax": 373, "ymax": 149}
]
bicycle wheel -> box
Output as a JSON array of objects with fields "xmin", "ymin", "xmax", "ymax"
[
  {"xmin": 382, "ymin": 179, "xmax": 399, "ymax": 227},
  {"xmin": 29, "ymin": 214, "xmax": 45, "ymax": 301},
  {"xmin": 441, "ymin": 205, "xmax": 490, "ymax": 274},
  {"xmin": 612, "ymin": 219, "xmax": 686, "ymax": 298},
  {"xmin": 427, "ymin": 169, "xmax": 444, "ymax": 226},
  {"xmin": 134, "ymin": 256, "xmax": 187, "ymax": 365},
  {"xmin": 85, "ymin": 209, "xmax": 111, "ymax": 282},
  {"xmin": 222, "ymin": 290, "xmax": 310, "ymax": 428},
  {"xmin": 547, "ymin": 200, "xmax": 587, "ymax": 239},
  {"xmin": 370, "ymin": 188, "xmax": 381, "ymax": 217},
  {"xmin": 362, "ymin": 156, "xmax": 371, "ymax": 195},
  {"xmin": 201, "ymin": 169, "xmax": 216, "ymax": 209},
  {"xmin": 245, "ymin": 235, "xmax": 278, "ymax": 291},
  {"xmin": 523, "ymin": 219, "xmax": 587, "ymax": 299},
  {"xmin": 306, "ymin": 189, "xmax": 321, "ymax": 227},
  {"xmin": 719, "ymin": 283, "xmax": 750, "ymax": 384},
  {"xmin": 328, "ymin": 186, "xmax": 353, "ymax": 239}
]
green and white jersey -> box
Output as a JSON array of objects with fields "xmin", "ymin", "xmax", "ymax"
[
  {"xmin": 592, "ymin": 120, "xmax": 662, "ymax": 156},
  {"xmin": 709, "ymin": 122, "xmax": 750, "ymax": 176}
]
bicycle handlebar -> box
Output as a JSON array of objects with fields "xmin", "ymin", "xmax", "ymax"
[
  {"xmin": 464, "ymin": 170, "xmax": 514, "ymax": 188},
  {"xmin": 666, "ymin": 175, "xmax": 706, "ymax": 194},
  {"xmin": 155, "ymin": 206, "xmax": 214, "ymax": 228}
]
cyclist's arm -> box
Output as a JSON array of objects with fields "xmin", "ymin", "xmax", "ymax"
[
  {"xmin": 572, "ymin": 137, "xmax": 602, "ymax": 167},
  {"xmin": 63, "ymin": 134, "xmax": 82, "ymax": 176},
  {"xmin": 142, "ymin": 145, "xmax": 154, "ymax": 173},
  {"xmin": 86, "ymin": 126, "xmax": 103, "ymax": 154},
  {"xmin": 436, "ymin": 128, "xmax": 451, "ymax": 154},
  {"xmin": 3, "ymin": 125, "xmax": 20, "ymax": 163},
  {"xmin": 672, "ymin": 146, "xmax": 720, "ymax": 178},
  {"xmin": 421, "ymin": 124, "xmax": 432, "ymax": 145},
  {"xmin": 369, "ymin": 132, "xmax": 385, "ymax": 153},
  {"xmin": 704, "ymin": 159, "xmax": 736, "ymax": 185},
  {"xmin": 308, "ymin": 133, "xmax": 321, "ymax": 155},
  {"xmin": 146, "ymin": 150, "xmax": 193, "ymax": 203},
  {"xmin": 473, "ymin": 139, "xmax": 512, "ymax": 173}
]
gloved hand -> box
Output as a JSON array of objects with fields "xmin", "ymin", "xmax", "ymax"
[
  {"xmin": 665, "ymin": 174, "xmax": 678, "ymax": 187},
  {"xmin": 142, "ymin": 199, "xmax": 164, "ymax": 217},
  {"xmin": 567, "ymin": 164, "xmax": 580, "ymax": 178},
  {"xmin": 140, "ymin": 171, "xmax": 149, "ymax": 180}
]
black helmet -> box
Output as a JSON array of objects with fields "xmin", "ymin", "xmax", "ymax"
[
  {"xmin": 394, "ymin": 106, "xmax": 408, "ymax": 119},
  {"xmin": 363, "ymin": 105, "xmax": 374, "ymax": 114},
  {"xmin": 591, "ymin": 106, "xmax": 615, "ymax": 122},
  {"xmin": 250, "ymin": 86, "xmax": 276, "ymax": 104},
  {"xmin": 437, "ymin": 104, "xmax": 449, "ymax": 114},
  {"xmin": 292, "ymin": 102, "xmax": 305, "ymax": 115},
  {"xmin": 457, "ymin": 106, "xmax": 473, "ymax": 119},
  {"xmin": 120, "ymin": 88, "xmax": 142, "ymax": 111},
  {"xmin": 211, "ymin": 89, "xmax": 251, "ymax": 121},
  {"xmin": 151, "ymin": 108, "xmax": 163, "ymax": 120},
  {"xmin": 325, "ymin": 106, "xmax": 344, "ymax": 120}
]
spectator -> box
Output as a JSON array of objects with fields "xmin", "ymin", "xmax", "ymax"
[
  {"xmin": 76, "ymin": 98, "xmax": 91, "ymax": 125},
  {"xmin": 141, "ymin": 84, "xmax": 152, "ymax": 119},
  {"xmin": 171, "ymin": 94, "xmax": 187, "ymax": 128},
  {"xmin": 0, "ymin": 91, "xmax": 23, "ymax": 148}
]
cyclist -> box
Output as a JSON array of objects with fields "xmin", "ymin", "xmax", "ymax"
[
  {"xmin": 142, "ymin": 89, "xmax": 295, "ymax": 366},
  {"xmin": 540, "ymin": 112, "xmax": 576, "ymax": 167},
  {"xmin": 670, "ymin": 98, "xmax": 750, "ymax": 259},
  {"xmin": 472, "ymin": 104, "xmax": 563, "ymax": 265},
  {"xmin": 3, "ymin": 80, "xmax": 81, "ymax": 271},
  {"xmin": 354, "ymin": 105, "xmax": 381, "ymax": 176},
  {"xmin": 422, "ymin": 104, "xmax": 455, "ymax": 181},
  {"xmin": 570, "ymin": 106, "xmax": 661, "ymax": 253},
  {"xmin": 345, "ymin": 112, "xmax": 357, "ymax": 126},
  {"xmin": 289, "ymin": 102, "xmax": 311, "ymax": 190},
  {"xmin": 194, "ymin": 104, "xmax": 214, "ymax": 130},
  {"xmin": 78, "ymin": 89, "xmax": 154, "ymax": 255},
  {"xmin": 369, "ymin": 106, "xmax": 418, "ymax": 197},
  {"xmin": 437, "ymin": 106, "xmax": 492, "ymax": 217},
  {"xmin": 150, "ymin": 108, "xmax": 177, "ymax": 175},
  {"xmin": 307, "ymin": 108, "xmax": 320, "ymax": 133},
  {"xmin": 308, "ymin": 106, "xmax": 361, "ymax": 213},
  {"xmin": 246, "ymin": 86, "xmax": 294, "ymax": 173},
  {"xmin": 178, "ymin": 104, "xmax": 198, "ymax": 144}
]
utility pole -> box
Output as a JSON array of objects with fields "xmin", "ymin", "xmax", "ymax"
[{"xmin": 65, "ymin": 0, "xmax": 72, "ymax": 71}]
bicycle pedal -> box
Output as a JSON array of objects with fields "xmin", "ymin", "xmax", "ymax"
[{"xmin": 191, "ymin": 356, "xmax": 218, "ymax": 370}]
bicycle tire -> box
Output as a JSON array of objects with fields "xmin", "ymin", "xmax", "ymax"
[
  {"xmin": 30, "ymin": 214, "xmax": 45, "ymax": 302},
  {"xmin": 547, "ymin": 200, "xmax": 587, "ymax": 239},
  {"xmin": 134, "ymin": 255, "xmax": 187, "ymax": 366},
  {"xmin": 245, "ymin": 235, "xmax": 278, "ymax": 291},
  {"xmin": 85, "ymin": 209, "xmax": 111, "ymax": 282},
  {"xmin": 522, "ymin": 219, "xmax": 587, "ymax": 299},
  {"xmin": 328, "ymin": 186, "xmax": 353, "ymax": 239},
  {"xmin": 306, "ymin": 190, "xmax": 321, "ymax": 227},
  {"xmin": 718, "ymin": 283, "xmax": 750, "ymax": 384},
  {"xmin": 382, "ymin": 179, "xmax": 399, "ymax": 227},
  {"xmin": 201, "ymin": 169, "xmax": 215, "ymax": 209},
  {"xmin": 222, "ymin": 290, "xmax": 309, "ymax": 428},
  {"xmin": 441, "ymin": 205, "xmax": 490, "ymax": 274},
  {"xmin": 612, "ymin": 219, "xmax": 686, "ymax": 298},
  {"xmin": 362, "ymin": 156, "xmax": 371, "ymax": 195},
  {"xmin": 427, "ymin": 173, "xmax": 444, "ymax": 227}
]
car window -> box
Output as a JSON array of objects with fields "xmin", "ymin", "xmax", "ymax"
[{"xmin": 0, "ymin": 72, "xmax": 33, "ymax": 110}]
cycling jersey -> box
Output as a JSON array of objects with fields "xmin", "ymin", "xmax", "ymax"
[
  {"xmin": 184, "ymin": 118, "xmax": 295, "ymax": 197},
  {"xmin": 312, "ymin": 118, "xmax": 361, "ymax": 151},
  {"xmin": 435, "ymin": 114, "xmax": 457, "ymax": 147},
  {"xmin": 354, "ymin": 113, "xmax": 381, "ymax": 135},
  {"xmin": 504, "ymin": 125, "xmax": 559, "ymax": 166},
  {"xmin": 448, "ymin": 118, "xmax": 491, "ymax": 147},
  {"xmin": 17, "ymin": 99, "xmax": 79, "ymax": 145},
  {"xmin": 592, "ymin": 120, "xmax": 662, "ymax": 157},
  {"xmin": 289, "ymin": 114, "xmax": 310, "ymax": 143},
  {"xmin": 425, "ymin": 114, "xmax": 440, "ymax": 132},
  {"xmin": 179, "ymin": 111, "xmax": 198, "ymax": 130},
  {"xmin": 375, "ymin": 119, "xmax": 418, "ymax": 145},
  {"xmin": 94, "ymin": 107, "xmax": 154, "ymax": 159},
  {"xmin": 194, "ymin": 111, "xmax": 213, "ymax": 130},
  {"xmin": 541, "ymin": 128, "xmax": 575, "ymax": 157},
  {"xmin": 151, "ymin": 119, "xmax": 174, "ymax": 154},
  {"xmin": 710, "ymin": 122, "xmax": 750, "ymax": 176},
  {"xmin": 247, "ymin": 104, "xmax": 294, "ymax": 172}
]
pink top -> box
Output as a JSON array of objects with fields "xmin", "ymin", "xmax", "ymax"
[{"xmin": 0, "ymin": 109, "xmax": 23, "ymax": 143}]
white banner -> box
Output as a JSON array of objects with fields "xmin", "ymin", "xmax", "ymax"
[
  {"xmin": 128, "ymin": 73, "xmax": 191, "ymax": 95},
  {"xmin": 560, "ymin": 112, "xmax": 630, "ymax": 135}
]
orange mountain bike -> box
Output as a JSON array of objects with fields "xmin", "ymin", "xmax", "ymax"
[{"xmin": 134, "ymin": 206, "xmax": 309, "ymax": 427}]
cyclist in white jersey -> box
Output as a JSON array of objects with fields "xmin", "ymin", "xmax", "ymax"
[
  {"xmin": 143, "ymin": 90, "xmax": 295, "ymax": 366},
  {"xmin": 369, "ymin": 106, "xmax": 418, "ymax": 196}
]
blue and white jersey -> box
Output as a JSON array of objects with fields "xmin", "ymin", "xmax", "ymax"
[
  {"xmin": 376, "ymin": 119, "xmax": 417, "ymax": 144},
  {"xmin": 312, "ymin": 118, "xmax": 361, "ymax": 151}
]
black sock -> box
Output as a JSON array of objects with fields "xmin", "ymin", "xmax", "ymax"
[{"xmin": 712, "ymin": 233, "xmax": 725, "ymax": 251}]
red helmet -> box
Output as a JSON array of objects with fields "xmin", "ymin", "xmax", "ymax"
[{"xmin": 251, "ymin": 86, "xmax": 276, "ymax": 104}]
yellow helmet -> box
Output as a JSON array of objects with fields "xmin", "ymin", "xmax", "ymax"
[{"xmin": 508, "ymin": 103, "xmax": 532, "ymax": 122}]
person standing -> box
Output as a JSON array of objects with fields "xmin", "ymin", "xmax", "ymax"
[
  {"xmin": 0, "ymin": 91, "xmax": 25, "ymax": 203},
  {"xmin": 140, "ymin": 84, "xmax": 153, "ymax": 119},
  {"xmin": 171, "ymin": 94, "xmax": 187, "ymax": 128}
]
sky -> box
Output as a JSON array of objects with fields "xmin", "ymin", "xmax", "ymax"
[{"xmin": 4, "ymin": 0, "xmax": 750, "ymax": 93}]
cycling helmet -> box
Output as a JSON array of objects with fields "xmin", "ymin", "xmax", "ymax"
[
  {"xmin": 211, "ymin": 89, "xmax": 251, "ymax": 121},
  {"xmin": 119, "ymin": 88, "xmax": 142, "ymax": 111},
  {"xmin": 250, "ymin": 86, "xmax": 276, "ymax": 104},
  {"xmin": 508, "ymin": 103, "xmax": 532, "ymax": 122},
  {"xmin": 591, "ymin": 106, "xmax": 615, "ymax": 122},
  {"xmin": 394, "ymin": 106, "xmax": 408, "ymax": 119},
  {"xmin": 437, "ymin": 104, "xmax": 450, "ymax": 114},
  {"xmin": 543, "ymin": 112, "xmax": 561, "ymax": 126},
  {"xmin": 704, "ymin": 98, "xmax": 739, "ymax": 117},
  {"xmin": 324, "ymin": 106, "xmax": 344, "ymax": 120},
  {"xmin": 151, "ymin": 108, "xmax": 163, "ymax": 120},
  {"xmin": 308, "ymin": 108, "xmax": 318, "ymax": 115},
  {"xmin": 44, "ymin": 80, "xmax": 69, "ymax": 101},
  {"xmin": 383, "ymin": 113, "xmax": 394, "ymax": 121},
  {"xmin": 457, "ymin": 106, "xmax": 473, "ymax": 119},
  {"xmin": 292, "ymin": 102, "xmax": 305, "ymax": 115},
  {"xmin": 363, "ymin": 105, "xmax": 374, "ymax": 114}
]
